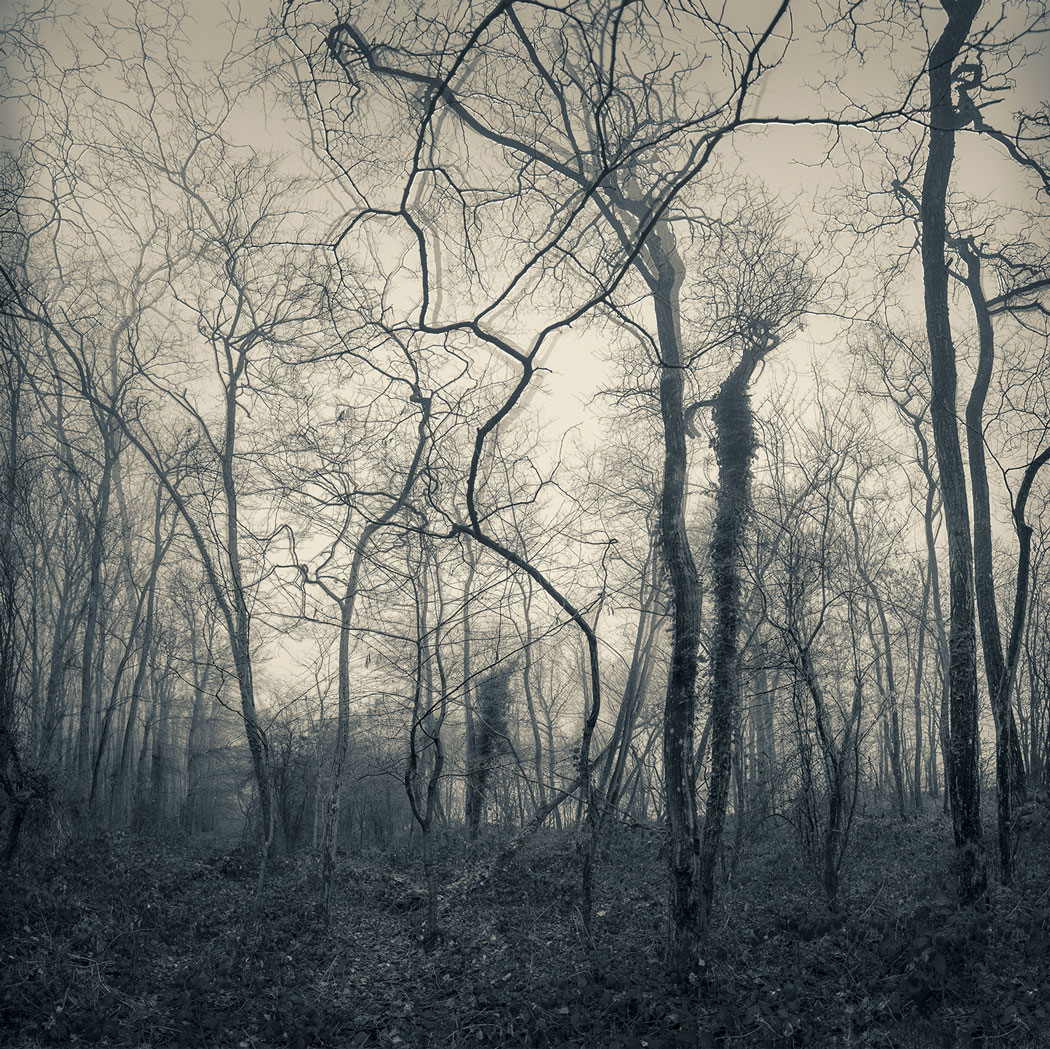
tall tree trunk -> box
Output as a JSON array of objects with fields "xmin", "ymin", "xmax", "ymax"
[
  {"xmin": 920, "ymin": 0, "xmax": 987, "ymax": 902},
  {"xmin": 754, "ymin": 662, "xmax": 779, "ymax": 813},
  {"xmin": 646, "ymin": 222, "xmax": 703, "ymax": 974},
  {"xmin": 957, "ymin": 238, "xmax": 1031, "ymax": 881},
  {"xmin": 958, "ymin": 239, "xmax": 1027, "ymax": 780},
  {"xmin": 698, "ymin": 345, "xmax": 764, "ymax": 935},
  {"xmin": 220, "ymin": 349, "xmax": 273, "ymax": 850},
  {"xmin": 792, "ymin": 643, "xmax": 851, "ymax": 910}
]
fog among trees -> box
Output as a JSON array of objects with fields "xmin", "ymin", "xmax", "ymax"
[{"xmin": 1, "ymin": 1, "xmax": 1049, "ymax": 1046}]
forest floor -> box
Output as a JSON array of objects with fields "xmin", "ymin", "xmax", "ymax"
[{"xmin": 2, "ymin": 804, "xmax": 1049, "ymax": 1049}]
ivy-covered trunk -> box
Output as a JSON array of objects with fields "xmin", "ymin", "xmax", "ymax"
[
  {"xmin": 698, "ymin": 351, "xmax": 760, "ymax": 934},
  {"xmin": 466, "ymin": 670, "xmax": 512, "ymax": 842}
]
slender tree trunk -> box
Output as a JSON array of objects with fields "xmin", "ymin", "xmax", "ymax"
[
  {"xmin": 38, "ymin": 573, "xmax": 76, "ymax": 769},
  {"xmin": 519, "ymin": 581, "xmax": 548, "ymax": 814},
  {"xmin": 462, "ymin": 549, "xmax": 479, "ymax": 836},
  {"xmin": 728, "ymin": 715, "xmax": 747, "ymax": 880},
  {"xmin": 0, "ymin": 357, "xmax": 28, "ymax": 862},
  {"xmin": 181, "ymin": 686, "xmax": 207, "ymax": 834},
  {"xmin": 792, "ymin": 642, "xmax": 857, "ymax": 911},
  {"xmin": 913, "ymin": 567, "xmax": 930, "ymax": 813},
  {"xmin": 320, "ymin": 399, "xmax": 428, "ymax": 916},
  {"xmin": 90, "ymin": 651, "xmax": 132, "ymax": 819},
  {"xmin": 147, "ymin": 653, "xmax": 174, "ymax": 831},
  {"xmin": 111, "ymin": 487, "xmax": 169, "ymax": 824},
  {"xmin": 543, "ymin": 689, "xmax": 561, "ymax": 831},
  {"xmin": 132, "ymin": 706, "xmax": 154, "ymax": 832},
  {"xmin": 914, "ymin": 426, "xmax": 953, "ymax": 814},
  {"xmin": 928, "ymin": 681, "xmax": 940, "ymax": 797},
  {"xmin": 865, "ymin": 596, "xmax": 908, "ymax": 821},
  {"xmin": 211, "ymin": 342, "xmax": 273, "ymax": 856},
  {"xmin": 845, "ymin": 480, "xmax": 908, "ymax": 821},
  {"xmin": 956, "ymin": 238, "xmax": 1036, "ymax": 882},
  {"xmin": 995, "ymin": 447, "xmax": 1050, "ymax": 871},
  {"xmin": 599, "ymin": 557, "xmax": 662, "ymax": 815},
  {"xmin": 958, "ymin": 239, "xmax": 1027, "ymax": 792},
  {"xmin": 182, "ymin": 651, "xmax": 213, "ymax": 835},
  {"xmin": 76, "ymin": 429, "xmax": 116, "ymax": 817},
  {"xmin": 404, "ymin": 542, "xmax": 448, "ymax": 946}
]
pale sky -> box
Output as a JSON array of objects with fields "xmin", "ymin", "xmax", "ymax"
[{"xmin": 11, "ymin": 0, "xmax": 1048, "ymax": 548}]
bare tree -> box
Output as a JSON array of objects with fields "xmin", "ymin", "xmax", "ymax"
[
  {"xmin": 279, "ymin": 0, "xmax": 805, "ymax": 969},
  {"xmin": 912, "ymin": 0, "xmax": 1049, "ymax": 900}
]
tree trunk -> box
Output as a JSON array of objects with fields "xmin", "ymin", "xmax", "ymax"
[
  {"xmin": 182, "ymin": 638, "xmax": 213, "ymax": 835},
  {"xmin": 112, "ymin": 486, "xmax": 169, "ymax": 825},
  {"xmin": 462, "ymin": 547, "xmax": 480, "ymax": 836},
  {"xmin": 0, "ymin": 358, "xmax": 28, "ymax": 863},
  {"xmin": 76, "ymin": 429, "xmax": 116, "ymax": 817},
  {"xmin": 646, "ymin": 222, "xmax": 703, "ymax": 975},
  {"xmin": 146, "ymin": 652, "xmax": 175, "ymax": 831},
  {"xmin": 599, "ymin": 556, "xmax": 663, "ymax": 816},
  {"xmin": 519, "ymin": 580, "xmax": 548, "ymax": 815},
  {"xmin": 920, "ymin": 0, "xmax": 987, "ymax": 902},
  {"xmin": 913, "ymin": 567, "xmax": 930, "ymax": 813},
  {"xmin": 957, "ymin": 238, "xmax": 1030, "ymax": 882},
  {"xmin": 913, "ymin": 422, "xmax": 953, "ymax": 814},
  {"xmin": 320, "ymin": 399, "xmax": 428, "ymax": 916},
  {"xmin": 698, "ymin": 347, "xmax": 762, "ymax": 936},
  {"xmin": 404, "ymin": 543, "xmax": 449, "ymax": 946}
]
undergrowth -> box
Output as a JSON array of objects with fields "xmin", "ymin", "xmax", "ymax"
[{"xmin": 1, "ymin": 807, "xmax": 1048, "ymax": 1048}]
